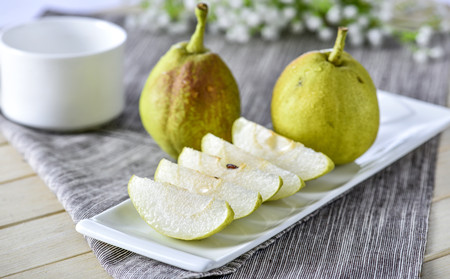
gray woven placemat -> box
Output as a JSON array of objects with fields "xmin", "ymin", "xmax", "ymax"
[{"xmin": 1, "ymin": 14, "xmax": 449, "ymax": 278}]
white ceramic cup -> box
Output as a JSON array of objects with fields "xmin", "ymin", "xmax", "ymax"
[{"xmin": 0, "ymin": 16, "xmax": 127, "ymax": 131}]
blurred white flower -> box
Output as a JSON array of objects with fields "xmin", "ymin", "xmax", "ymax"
[
  {"xmin": 440, "ymin": 20, "xmax": 450, "ymax": 32},
  {"xmin": 217, "ymin": 12, "xmax": 236, "ymax": 29},
  {"xmin": 282, "ymin": 7, "xmax": 297, "ymax": 21},
  {"xmin": 261, "ymin": 25, "xmax": 280, "ymax": 40},
  {"xmin": 348, "ymin": 23, "xmax": 362, "ymax": 36},
  {"xmin": 326, "ymin": 6, "xmax": 341, "ymax": 24},
  {"xmin": 416, "ymin": 26, "xmax": 433, "ymax": 47},
  {"xmin": 241, "ymin": 8, "xmax": 261, "ymax": 27},
  {"xmin": 208, "ymin": 22, "xmax": 221, "ymax": 34},
  {"xmin": 156, "ymin": 13, "xmax": 170, "ymax": 28},
  {"xmin": 413, "ymin": 49, "xmax": 428, "ymax": 63},
  {"xmin": 419, "ymin": 26, "xmax": 433, "ymax": 37},
  {"xmin": 167, "ymin": 22, "xmax": 189, "ymax": 34},
  {"xmin": 215, "ymin": 5, "xmax": 227, "ymax": 17},
  {"xmin": 291, "ymin": 21, "xmax": 305, "ymax": 34},
  {"xmin": 378, "ymin": 1, "xmax": 393, "ymax": 22},
  {"xmin": 305, "ymin": 14, "xmax": 322, "ymax": 31},
  {"xmin": 141, "ymin": 8, "xmax": 158, "ymax": 21},
  {"xmin": 229, "ymin": 0, "xmax": 243, "ymax": 9},
  {"xmin": 367, "ymin": 28, "xmax": 383, "ymax": 46},
  {"xmin": 348, "ymin": 24, "xmax": 364, "ymax": 46},
  {"xmin": 255, "ymin": 3, "xmax": 270, "ymax": 16},
  {"xmin": 429, "ymin": 46, "xmax": 444, "ymax": 59},
  {"xmin": 183, "ymin": 0, "xmax": 197, "ymax": 10},
  {"xmin": 226, "ymin": 24, "xmax": 251, "ymax": 43},
  {"xmin": 263, "ymin": 8, "xmax": 280, "ymax": 24},
  {"xmin": 139, "ymin": 9, "xmax": 159, "ymax": 31},
  {"xmin": 357, "ymin": 16, "xmax": 369, "ymax": 28},
  {"xmin": 343, "ymin": 5, "xmax": 358, "ymax": 19},
  {"xmin": 130, "ymin": 0, "xmax": 448, "ymax": 63},
  {"xmin": 349, "ymin": 35, "xmax": 364, "ymax": 46},
  {"xmin": 125, "ymin": 15, "xmax": 139, "ymax": 29},
  {"xmin": 318, "ymin": 27, "xmax": 333, "ymax": 41}
]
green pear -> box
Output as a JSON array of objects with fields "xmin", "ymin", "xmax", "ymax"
[
  {"xmin": 139, "ymin": 3, "xmax": 240, "ymax": 158},
  {"xmin": 271, "ymin": 27, "xmax": 379, "ymax": 165}
]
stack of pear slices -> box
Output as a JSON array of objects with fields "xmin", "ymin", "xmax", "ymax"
[{"xmin": 128, "ymin": 117, "xmax": 335, "ymax": 240}]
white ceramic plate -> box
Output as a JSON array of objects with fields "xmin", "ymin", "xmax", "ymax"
[{"xmin": 76, "ymin": 90, "xmax": 450, "ymax": 272}]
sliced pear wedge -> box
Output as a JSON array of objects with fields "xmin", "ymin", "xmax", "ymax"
[
  {"xmin": 201, "ymin": 133, "xmax": 304, "ymax": 200},
  {"xmin": 128, "ymin": 175, "xmax": 233, "ymax": 240},
  {"xmin": 232, "ymin": 117, "xmax": 334, "ymax": 180},
  {"xmin": 155, "ymin": 159, "xmax": 262, "ymax": 219},
  {"xmin": 178, "ymin": 147, "xmax": 282, "ymax": 201}
]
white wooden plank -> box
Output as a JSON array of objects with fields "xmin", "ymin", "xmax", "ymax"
[
  {"xmin": 5, "ymin": 253, "xmax": 110, "ymax": 279},
  {"xmin": 0, "ymin": 212, "xmax": 91, "ymax": 277},
  {"xmin": 422, "ymin": 254, "xmax": 450, "ymax": 278},
  {"xmin": 425, "ymin": 197, "xmax": 450, "ymax": 258},
  {"xmin": 434, "ymin": 127, "xmax": 450, "ymax": 200},
  {"xmin": 0, "ymin": 145, "xmax": 35, "ymax": 184},
  {"xmin": 0, "ymin": 176, "xmax": 64, "ymax": 228}
]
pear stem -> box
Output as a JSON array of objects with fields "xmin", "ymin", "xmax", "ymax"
[
  {"xmin": 186, "ymin": 3, "xmax": 208, "ymax": 54},
  {"xmin": 328, "ymin": 27, "xmax": 348, "ymax": 66}
]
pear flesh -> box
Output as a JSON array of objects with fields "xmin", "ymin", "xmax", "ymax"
[
  {"xmin": 271, "ymin": 27, "xmax": 379, "ymax": 165},
  {"xmin": 155, "ymin": 159, "xmax": 262, "ymax": 219},
  {"xmin": 139, "ymin": 3, "xmax": 240, "ymax": 158},
  {"xmin": 128, "ymin": 175, "xmax": 233, "ymax": 240},
  {"xmin": 232, "ymin": 117, "xmax": 334, "ymax": 180},
  {"xmin": 202, "ymin": 133, "xmax": 304, "ymax": 200},
  {"xmin": 178, "ymin": 147, "xmax": 282, "ymax": 201}
]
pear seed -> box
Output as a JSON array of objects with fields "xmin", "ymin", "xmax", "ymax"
[{"xmin": 226, "ymin": 164, "xmax": 238, "ymax": 169}]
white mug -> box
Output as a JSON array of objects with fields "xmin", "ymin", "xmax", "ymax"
[{"xmin": 0, "ymin": 16, "xmax": 127, "ymax": 131}]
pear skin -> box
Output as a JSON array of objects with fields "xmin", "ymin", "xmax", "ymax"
[
  {"xmin": 139, "ymin": 3, "xmax": 240, "ymax": 158},
  {"xmin": 271, "ymin": 27, "xmax": 379, "ymax": 165}
]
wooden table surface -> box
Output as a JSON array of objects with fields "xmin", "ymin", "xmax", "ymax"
[{"xmin": 1, "ymin": 110, "xmax": 450, "ymax": 278}]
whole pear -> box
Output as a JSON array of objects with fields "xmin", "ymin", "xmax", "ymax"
[
  {"xmin": 139, "ymin": 3, "xmax": 240, "ymax": 158},
  {"xmin": 271, "ymin": 27, "xmax": 379, "ymax": 165}
]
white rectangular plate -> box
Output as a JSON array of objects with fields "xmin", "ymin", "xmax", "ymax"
[{"xmin": 76, "ymin": 90, "xmax": 450, "ymax": 272}]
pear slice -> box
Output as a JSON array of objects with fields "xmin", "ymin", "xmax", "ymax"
[
  {"xmin": 232, "ymin": 117, "xmax": 334, "ymax": 180},
  {"xmin": 178, "ymin": 147, "xmax": 282, "ymax": 201},
  {"xmin": 128, "ymin": 175, "xmax": 233, "ymax": 240},
  {"xmin": 201, "ymin": 133, "xmax": 304, "ymax": 200},
  {"xmin": 155, "ymin": 159, "xmax": 262, "ymax": 219}
]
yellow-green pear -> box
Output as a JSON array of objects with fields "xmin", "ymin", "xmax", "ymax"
[
  {"xmin": 271, "ymin": 27, "xmax": 379, "ymax": 165},
  {"xmin": 139, "ymin": 3, "xmax": 240, "ymax": 158}
]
